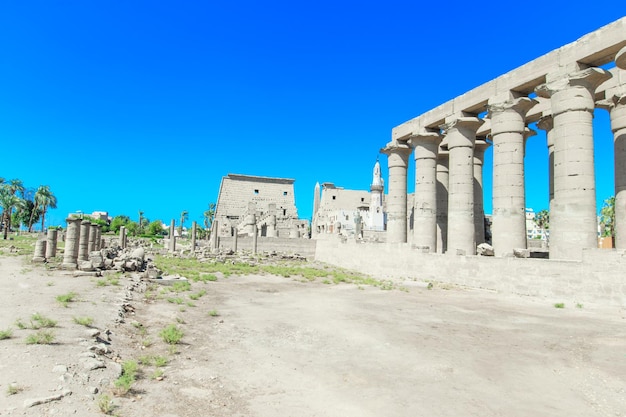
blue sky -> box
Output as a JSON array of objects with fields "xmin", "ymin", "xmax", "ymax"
[{"xmin": 1, "ymin": 2, "xmax": 624, "ymax": 229}]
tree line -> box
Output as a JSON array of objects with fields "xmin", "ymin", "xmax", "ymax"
[{"xmin": 0, "ymin": 178, "xmax": 57, "ymax": 240}]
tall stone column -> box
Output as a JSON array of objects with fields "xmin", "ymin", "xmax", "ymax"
[
  {"xmin": 436, "ymin": 147, "xmax": 449, "ymax": 253},
  {"xmin": 381, "ymin": 142, "xmax": 412, "ymax": 243},
  {"xmin": 488, "ymin": 96, "xmax": 537, "ymax": 256},
  {"xmin": 62, "ymin": 218, "xmax": 81, "ymax": 269},
  {"xmin": 88, "ymin": 223, "xmax": 98, "ymax": 253},
  {"xmin": 169, "ymin": 220, "xmax": 176, "ymax": 252},
  {"xmin": 233, "ymin": 227, "xmax": 238, "ymax": 252},
  {"xmin": 78, "ymin": 220, "xmax": 91, "ymax": 261},
  {"xmin": 602, "ymin": 94, "xmax": 626, "ymax": 248},
  {"xmin": 536, "ymin": 67, "xmax": 612, "ymax": 259},
  {"xmin": 95, "ymin": 226, "xmax": 102, "ymax": 250},
  {"xmin": 442, "ymin": 116, "xmax": 484, "ymax": 255},
  {"xmin": 473, "ymin": 139, "xmax": 491, "ymax": 245},
  {"xmin": 536, "ymin": 115, "xmax": 555, "ymax": 206},
  {"xmin": 191, "ymin": 221, "xmax": 197, "ymax": 252},
  {"xmin": 45, "ymin": 228, "xmax": 58, "ymax": 259},
  {"xmin": 408, "ymin": 131, "xmax": 441, "ymax": 252},
  {"xmin": 252, "ymin": 224, "xmax": 258, "ymax": 254}
]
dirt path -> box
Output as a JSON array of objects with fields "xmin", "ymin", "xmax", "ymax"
[{"xmin": 1, "ymin": 252, "xmax": 625, "ymax": 416}]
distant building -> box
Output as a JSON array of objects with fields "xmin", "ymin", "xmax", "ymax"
[
  {"xmin": 214, "ymin": 174, "xmax": 309, "ymax": 238},
  {"xmin": 312, "ymin": 160, "xmax": 386, "ymax": 237}
]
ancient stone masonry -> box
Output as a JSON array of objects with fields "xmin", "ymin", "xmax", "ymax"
[
  {"xmin": 384, "ymin": 18, "xmax": 626, "ymax": 260},
  {"xmin": 214, "ymin": 174, "xmax": 309, "ymax": 239}
]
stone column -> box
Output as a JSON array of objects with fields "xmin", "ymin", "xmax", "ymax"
[
  {"xmin": 408, "ymin": 131, "xmax": 441, "ymax": 252},
  {"xmin": 191, "ymin": 221, "xmax": 197, "ymax": 252},
  {"xmin": 45, "ymin": 228, "xmax": 58, "ymax": 259},
  {"xmin": 169, "ymin": 220, "xmax": 176, "ymax": 252},
  {"xmin": 488, "ymin": 96, "xmax": 537, "ymax": 256},
  {"xmin": 88, "ymin": 223, "xmax": 98, "ymax": 253},
  {"xmin": 32, "ymin": 238, "xmax": 47, "ymax": 263},
  {"xmin": 95, "ymin": 226, "xmax": 102, "ymax": 250},
  {"xmin": 442, "ymin": 116, "xmax": 484, "ymax": 255},
  {"xmin": 381, "ymin": 142, "xmax": 412, "ymax": 243},
  {"xmin": 473, "ymin": 139, "xmax": 491, "ymax": 245},
  {"xmin": 62, "ymin": 218, "xmax": 81, "ymax": 269},
  {"xmin": 210, "ymin": 220, "xmax": 218, "ymax": 253},
  {"xmin": 601, "ymin": 94, "xmax": 626, "ymax": 248},
  {"xmin": 78, "ymin": 220, "xmax": 91, "ymax": 261},
  {"xmin": 536, "ymin": 115, "xmax": 555, "ymax": 206},
  {"xmin": 436, "ymin": 147, "xmax": 449, "ymax": 253},
  {"xmin": 118, "ymin": 226, "xmax": 126, "ymax": 249},
  {"xmin": 233, "ymin": 227, "xmax": 238, "ymax": 252},
  {"xmin": 252, "ymin": 224, "xmax": 258, "ymax": 254},
  {"xmin": 536, "ymin": 67, "xmax": 611, "ymax": 259}
]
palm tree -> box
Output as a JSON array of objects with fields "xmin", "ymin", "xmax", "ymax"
[
  {"xmin": 179, "ymin": 210, "xmax": 188, "ymax": 236},
  {"xmin": 33, "ymin": 185, "xmax": 57, "ymax": 232},
  {"xmin": 0, "ymin": 185, "xmax": 21, "ymax": 239},
  {"xmin": 203, "ymin": 203, "xmax": 215, "ymax": 240}
]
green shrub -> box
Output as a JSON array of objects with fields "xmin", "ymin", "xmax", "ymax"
[
  {"xmin": 159, "ymin": 324, "xmax": 184, "ymax": 344},
  {"xmin": 25, "ymin": 330, "xmax": 55, "ymax": 344}
]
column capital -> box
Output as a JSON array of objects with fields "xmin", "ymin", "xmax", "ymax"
[
  {"xmin": 535, "ymin": 67, "xmax": 612, "ymax": 99},
  {"xmin": 536, "ymin": 114, "xmax": 553, "ymax": 132},
  {"xmin": 380, "ymin": 140, "xmax": 412, "ymax": 156},
  {"xmin": 408, "ymin": 130, "xmax": 441, "ymax": 160},
  {"xmin": 597, "ymin": 93, "xmax": 626, "ymax": 111},
  {"xmin": 487, "ymin": 96, "xmax": 537, "ymax": 117},
  {"xmin": 440, "ymin": 117, "xmax": 484, "ymax": 149},
  {"xmin": 616, "ymin": 45, "xmax": 626, "ymax": 70}
]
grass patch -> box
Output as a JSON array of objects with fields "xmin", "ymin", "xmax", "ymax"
[
  {"xmin": 554, "ymin": 302, "xmax": 565, "ymax": 309},
  {"xmin": 56, "ymin": 291, "xmax": 78, "ymax": 307},
  {"xmin": 141, "ymin": 338, "xmax": 153, "ymax": 348},
  {"xmin": 25, "ymin": 330, "xmax": 55, "ymax": 344},
  {"xmin": 576, "ymin": 303, "xmax": 584, "ymax": 309},
  {"xmin": 151, "ymin": 369, "xmax": 164, "ymax": 380},
  {"xmin": 113, "ymin": 360, "xmax": 139, "ymax": 396},
  {"xmin": 154, "ymin": 356, "xmax": 168, "ymax": 367},
  {"xmin": 166, "ymin": 297, "xmax": 184, "ymax": 305},
  {"xmin": 159, "ymin": 324, "xmax": 184, "ymax": 345},
  {"xmin": 208, "ymin": 309, "xmax": 220, "ymax": 317},
  {"xmin": 170, "ymin": 280, "xmax": 191, "ymax": 293},
  {"xmin": 189, "ymin": 289, "xmax": 207, "ymax": 300},
  {"xmin": 6, "ymin": 383, "xmax": 24, "ymax": 396},
  {"xmin": 0, "ymin": 235, "xmax": 36, "ymax": 256},
  {"xmin": 73, "ymin": 316, "xmax": 94, "ymax": 327},
  {"xmin": 0, "ymin": 329, "xmax": 13, "ymax": 340},
  {"xmin": 30, "ymin": 313, "xmax": 57, "ymax": 329},
  {"xmin": 97, "ymin": 394, "xmax": 115, "ymax": 414}
]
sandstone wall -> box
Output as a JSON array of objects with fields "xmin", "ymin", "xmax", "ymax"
[
  {"xmin": 315, "ymin": 238, "xmax": 626, "ymax": 306},
  {"xmin": 218, "ymin": 236, "xmax": 316, "ymax": 259}
]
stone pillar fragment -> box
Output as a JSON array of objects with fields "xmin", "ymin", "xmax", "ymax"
[
  {"xmin": 436, "ymin": 148, "xmax": 449, "ymax": 253},
  {"xmin": 488, "ymin": 96, "xmax": 537, "ymax": 256},
  {"xmin": 46, "ymin": 229, "xmax": 58, "ymax": 259},
  {"xmin": 442, "ymin": 116, "xmax": 484, "ymax": 255},
  {"xmin": 88, "ymin": 223, "xmax": 98, "ymax": 253},
  {"xmin": 62, "ymin": 218, "xmax": 81, "ymax": 269},
  {"xmin": 536, "ymin": 68, "xmax": 611, "ymax": 259},
  {"xmin": 119, "ymin": 226, "xmax": 126, "ymax": 250},
  {"xmin": 78, "ymin": 220, "xmax": 91, "ymax": 261},
  {"xmin": 191, "ymin": 221, "xmax": 197, "ymax": 252},
  {"xmin": 32, "ymin": 238, "xmax": 47, "ymax": 263},
  {"xmin": 95, "ymin": 226, "xmax": 102, "ymax": 250},
  {"xmin": 169, "ymin": 220, "xmax": 176, "ymax": 252},
  {"xmin": 381, "ymin": 142, "xmax": 412, "ymax": 243},
  {"xmin": 252, "ymin": 224, "xmax": 258, "ymax": 254},
  {"xmin": 473, "ymin": 139, "xmax": 491, "ymax": 245},
  {"xmin": 210, "ymin": 220, "xmax": 219, "ymax": 253},
  {"xmin": 233, "ymin": 227, "xmax": 238, "ymax": 252},
  {"xmin": 409, "ymin": 131, "xmax": 441, "ymax": 252}
]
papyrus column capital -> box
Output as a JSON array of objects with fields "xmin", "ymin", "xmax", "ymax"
[
  {"xmin": 536, "ymin": 68, "xmax": 612, "ymax": 115},
  {"xmin": 381, "ymin": 141, "xmax": 412, "ymax": 168},
  {"xmin": 440, "ymin": 117, "xmax": 484, "ymax": 149},
  {"xmin": 408, "ymin": 130, "xmax": 442, "ymax": 161}
]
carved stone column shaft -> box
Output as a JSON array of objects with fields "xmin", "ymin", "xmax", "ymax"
[{"xmin": 381, "ymin": 143, "xmax": 412, "ymax": 244}]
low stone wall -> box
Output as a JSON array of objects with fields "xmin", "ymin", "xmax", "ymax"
[
  {"xmin": 315, "ymin": 237, "xmax": 626, "ymax": 306},
  {"xmin": 218, "ymin": 236, "xmax": 316, "ymax": 259}
]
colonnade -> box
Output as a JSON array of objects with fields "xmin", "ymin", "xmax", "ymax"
[
  {"xmin": 383, "ymin": 40, "xmax": 626, "ymax": 260},
  {"xmin": 61, "ymin": 218, "xmax": 104, "ymax": 269}
]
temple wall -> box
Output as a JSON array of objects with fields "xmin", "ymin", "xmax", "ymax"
[{"xmin": 315, "ymin": 238, "xmax": 626, "ymax": 306}]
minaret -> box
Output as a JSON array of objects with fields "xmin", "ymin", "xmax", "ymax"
[
  {"xmin": 369, "ymin": 159, "xmax": 385, "ymax": 231},
  {"xmin": 312, "ymin": 182, "xmax": 321, "ymax": 236}
]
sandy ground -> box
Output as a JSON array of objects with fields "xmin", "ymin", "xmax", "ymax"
[{"xmin": 1, "ymin": 251, "xmax": 625, "ymax": 416}]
